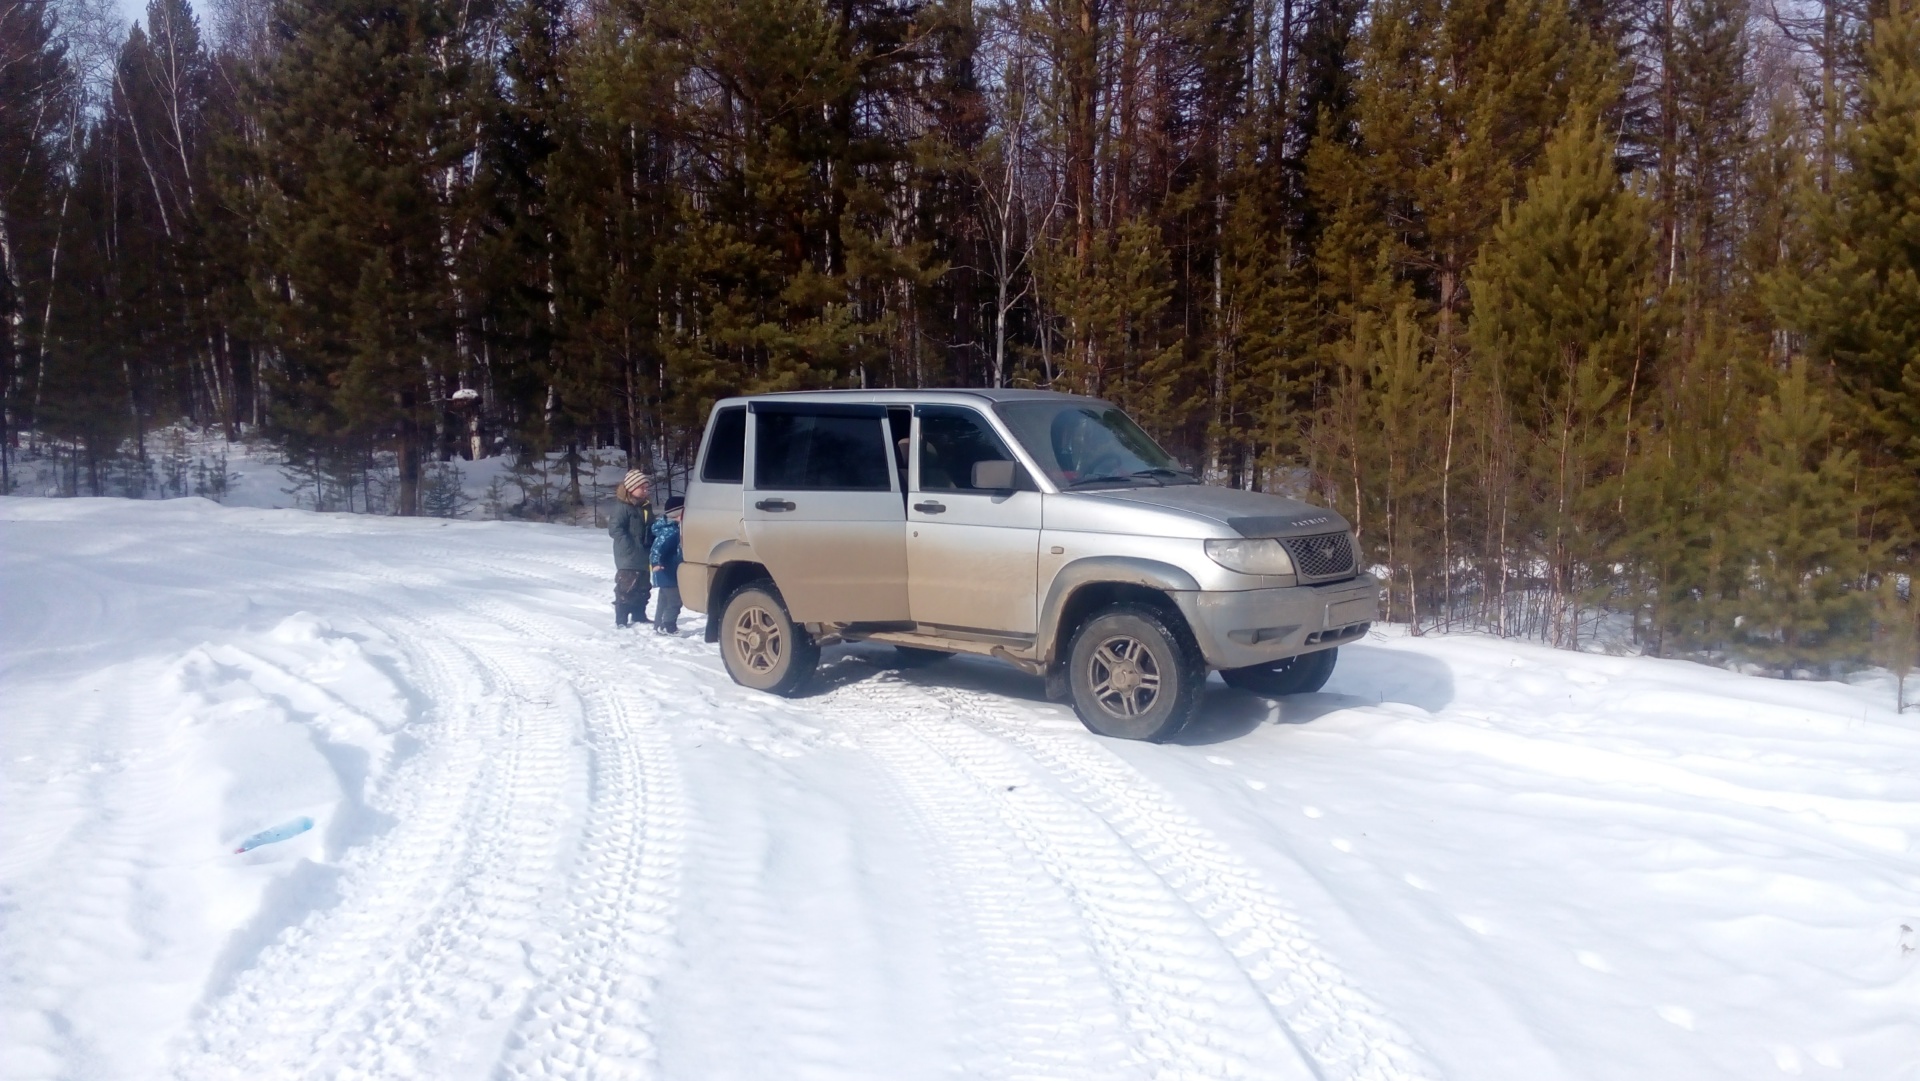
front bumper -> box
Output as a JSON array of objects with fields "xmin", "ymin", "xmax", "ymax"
[{"xmin": 1172, "ymin": 574, "xmax": 1380, "ymax": 670}]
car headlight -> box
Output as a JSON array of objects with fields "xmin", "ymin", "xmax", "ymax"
[{"xmin": 1204, "ymin": 538, "xmax": 1296, "ymax": 576}]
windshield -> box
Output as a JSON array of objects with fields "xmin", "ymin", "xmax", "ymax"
[{"xmin": 994, "ymin": 400, "xmax": 1190, "ymax": 488}]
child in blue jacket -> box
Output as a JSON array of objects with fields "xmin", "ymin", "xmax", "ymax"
[{"xmin": 650, "ymin": 496, "xmax": 685, "ymax": 634}]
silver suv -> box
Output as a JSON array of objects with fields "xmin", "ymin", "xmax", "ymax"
[{"xmin": 678, "ymin": 389, "xmax": 1378, "ymax": 741}]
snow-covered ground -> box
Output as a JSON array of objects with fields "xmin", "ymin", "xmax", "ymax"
[{"xmin": 2, "ymin": 497, "xmax": 1916, "ymax": 1081}]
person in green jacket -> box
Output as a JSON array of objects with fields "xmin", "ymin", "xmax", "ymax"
[{"xmin": 608, "ymin": 469, "xmax": 655, "ymax": 628}]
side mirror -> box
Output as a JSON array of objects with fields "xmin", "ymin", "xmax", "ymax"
[{"xmin": 972, "ymin": 459, "xmax": 1019, "ymax": 490}]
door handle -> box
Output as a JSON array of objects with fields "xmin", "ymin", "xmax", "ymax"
[
  {"xmin": 913, "ymin": 501, "xmax": 946, "ymax": 514},
  {"xmin": 754, "ymin": 498, "xmax": 796, "ymax": 512}
]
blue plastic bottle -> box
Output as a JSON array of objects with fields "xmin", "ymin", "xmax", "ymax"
[{"xmin": 234, "ymin": 816, "xmax": 315, "ymax": 853}]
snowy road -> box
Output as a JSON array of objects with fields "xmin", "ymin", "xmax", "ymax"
[{"xmin": 3, "ymin": 498, "xmax": 1917, "ymax": 1081}]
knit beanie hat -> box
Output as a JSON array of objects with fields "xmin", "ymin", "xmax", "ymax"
[
  {"xmin": 621, "ymin": 469, "xmax": 649, "ymax": 495},
  {"xmin": 665, "ymin": 495, "xmax": 685, "ymax": 513}
]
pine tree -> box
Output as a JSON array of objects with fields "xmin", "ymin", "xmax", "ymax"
[
  {"xmin": 37, "ymin": 125, "xmax": 136, "ymax": 495},
  {"xmin": 1218, "ymin": 183, "xmax": 1318, "ymax": 489},
  {"xmin": 1212, "ymin": 0, "xmax": 1361, "ymax": 490},
  {"xmin": 1669, "ymin": 0, "xmax": 1753, "ymax": 311},
  {"xmin": 1738, "ymin": 92, "xmax": 1811, "ymax": 335},
  {"xmin": 1317, "ymin": 304, "xmax": 1448, "ymax": 623},
  {"xmin": 1616, "ymin": 318, "xmax": 1762, "ymax": 655},
  {"xmin": 1730, "ymin": 358, "xmax": 1872, "ymax": 675},
  {"xmin": 250, "ymin": 0, "xmax": 488, "ymax": 514},
  {"xmin": 552, "ymin": 15, "xmax": 683, "ymax": 468},
  {"xmin": 912, "ymin": 0, "xmax": 991, "ymax": 388},
  {"xmin": 1469, "ymin": 112, "xmax": 1661, "ymax": 645},
  {"xmin": 1775, "ymin": 0, "xmax": 1920, "ymax": 542},
  {"xmin": 1310, "ymin": 0, "xmax": 1610, "ymax": 348},
  {"xmin": 1297, "ymin": 0, "xmax": 1615, "ymax": 636},
  {"xmin": 1047, "ymin": 216, "xmax": 1178, "ymax": 418},
  {"xmin": 486, "ymin": 0, "xmax": 577, "ymax": 451},
  {"xmin": 655, "ymin": 0, "xmax": 927, "ymax": 392}
]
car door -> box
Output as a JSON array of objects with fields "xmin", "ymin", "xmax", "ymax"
[
  {"xmin": 906, "ymin": 404, "xmax": 1042, "ymax": 635},
  {"xmin": 743, "ymin": 401, "xmax": 910, "ymax": 624}
]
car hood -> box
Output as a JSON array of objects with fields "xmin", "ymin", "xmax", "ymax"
[{"xmin": 1080, "ymin": 484, "xmax": 1350, "ymax": 538}]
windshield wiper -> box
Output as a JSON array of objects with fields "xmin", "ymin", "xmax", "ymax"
[
  {"xmin": 1131, "ymin": 468, "xmax": 1196, "ymax": 484},
  {"xmin": 1067, "ymin": 468, "xmax": 1193, "ymax": 490}
]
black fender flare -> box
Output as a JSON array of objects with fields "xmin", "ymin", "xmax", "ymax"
[
  {"xmin": 1037, "ymin": 556, "xmax": 1201, "ymax": 665},
  {"xmin": 702, "ymin": 544, "xmax": 769, "ymax": 642}
]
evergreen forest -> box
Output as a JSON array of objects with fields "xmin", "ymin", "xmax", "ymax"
[{"xmin": 2, "ymin": 0, "xmax": 1916, "ymax": 676}]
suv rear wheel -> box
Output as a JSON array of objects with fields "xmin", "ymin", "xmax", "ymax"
[
  {"xmin": 1065, "ymin": 606, "xmax": 1204, "ymax": 741},
  {"xmin": 1220, "ymin": 647, "xmax": 1338, "ymax": 696},
  {"xmin": 719, "ymin": 583, "xmax": 820, "ymax": 696}
]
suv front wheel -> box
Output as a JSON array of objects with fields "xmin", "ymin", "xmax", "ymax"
[
  {"xmin": 719, "ymin": 582, "xmax": 820, "ymax": 697},
  {"xmin": 1065, "ymin": 606, "xmax": 1205, "ymax": 741}
]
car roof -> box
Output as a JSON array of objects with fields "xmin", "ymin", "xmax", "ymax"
[{"xmin": 714, "ymin": 387, "xmax": 1102, "ymax": 407}]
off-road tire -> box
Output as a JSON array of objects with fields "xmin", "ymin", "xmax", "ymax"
[
  {"xmin": 719, "ymin": 582, "xmax": 820, "ymax": 697},
  {"xmin": 1066, "ymin": 605, "xmax": 1205, "ymax": 741},
  {"xmin": 1220, "ymin": 647, "xmax": 1338, "ymax": 696},
  {"xmin": 889, "ymin": 645, "xmax": 953, "ymax": 667}
]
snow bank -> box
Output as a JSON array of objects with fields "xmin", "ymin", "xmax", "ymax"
[
  {"xmin": 2, "ymin": 497, "xmax": 1915, "ymax": 1081},
  {"xmin": 5, "ymin": 426, "xmax": 640, "ymax": 523}
]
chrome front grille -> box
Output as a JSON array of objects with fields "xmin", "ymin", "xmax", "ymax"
[{"xmin": 1282, "ymin": 532, "xmax": 1356, "ymax": 580}]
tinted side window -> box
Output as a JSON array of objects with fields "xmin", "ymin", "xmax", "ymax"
[
  {"xmin": 701, "ymin": 407, "xmax": 747, "ymax": 483},
  {"xmin": 756, "ymin": 412, "xmax": 891, "ymax": 490},
  {"xmin": 918, "ymin": 406, "xmax": 1019, "ymax": 491}
]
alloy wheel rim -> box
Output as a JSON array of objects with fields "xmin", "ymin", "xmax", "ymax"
[
  {"xmin": 733, "ymin": 605, "xmax": 783, "ymax": 673},
  {"xmin": 1088, "ymin": 634, "xmax": 1160, "ymax": 718}
]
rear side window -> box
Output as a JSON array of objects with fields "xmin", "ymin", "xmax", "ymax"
[
  {"xmin": 755, "ymin": 411, "xmax": 891, "ymax": 491},
  {"xmin": 701, "ymin": 406, "xmax": 747, "ymax": 483},
  {"xmin": 917, "ymin": 406, "xmax": 1019, "ymax": 491}
]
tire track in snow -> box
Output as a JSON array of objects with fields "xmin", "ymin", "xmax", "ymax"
[
  {"xmin": 908, "ymin": 676, "xmax": 1439, "ymax": 1081},
  {"xmin": 479, "ymin": 602, "xmax": 684, "ymax": 1081},
  {"xmin": 637, "ymin": 644, "xmax": 1136, "ymax": 1079},
  {"xmin": 839, "ymin": 706, "xmax": 1140, "ymax": 1081},
  {"xmin": 174, "ymin": 617, "xmax": 516, "ymax": 1079},
  {"xmin": 177, "ymin": 538, "xmax": 685, "ymax": 1081},
  {"xmin": 642, "ymin": 639, "xmax": 1397, "ymax": 1080},
  {"xmin": 170, "ymin": 546, "xmax": 579, "ymax": 1081},
  {"xmin": 830, "ymin": 676, "xmax": 1309, "ymax": 1081},
  {"xmin": 619, "ymin": 639, "xmax": 1129, "ymax": 1079},
  {"xmin": 319, "ymin": 625, "xmax": 575, "ymax": 1080}
]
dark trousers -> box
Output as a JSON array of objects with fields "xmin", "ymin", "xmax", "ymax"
[
  {"xmin": 653, "ymin": 586, "xmax": 681, "ymax": 632},
  {"xmin": 614, "ymin": 569, "xmax": 650, "ymax": 626}
]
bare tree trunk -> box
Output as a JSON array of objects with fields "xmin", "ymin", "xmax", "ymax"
[
  {"xmin": 1441, "ymin": 364, "xmax": 1456, "ymax": 631},
  {"xmin": 1497, "ymin": 469, "xmax": 1511, "ymax": 636},
  {"xmin": 1211, "ymin": 204, "xmax": 1227, "ymax": 479},
  {"xmin": 1066, "ymin": 0, "xmax": 1100, "ymax": 382},
  {"xmin": 1554, "ymin": 373, "xmax": 1575, "ymax": 647},
  {"xmin": 0, "ymin": 209, "xmax": 21, "ymax": 492},
  {"xmin": 114, "ymin": 67, "xmax": 178, "ymax": 242},
  {"xmin": 30, "ymin": 120, "xmax": 79, "ymax": 441},
  {"xmin": 1658, "ymin": 0, "xmax": 1678, "ymax": 284},
  {"xmin": 1820, "ymin": 0, "xmax": 1837, "ymax": 191},
  {"xmin": 153, "ymin": 0, "xmax": 199, "ymax": 206}
]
